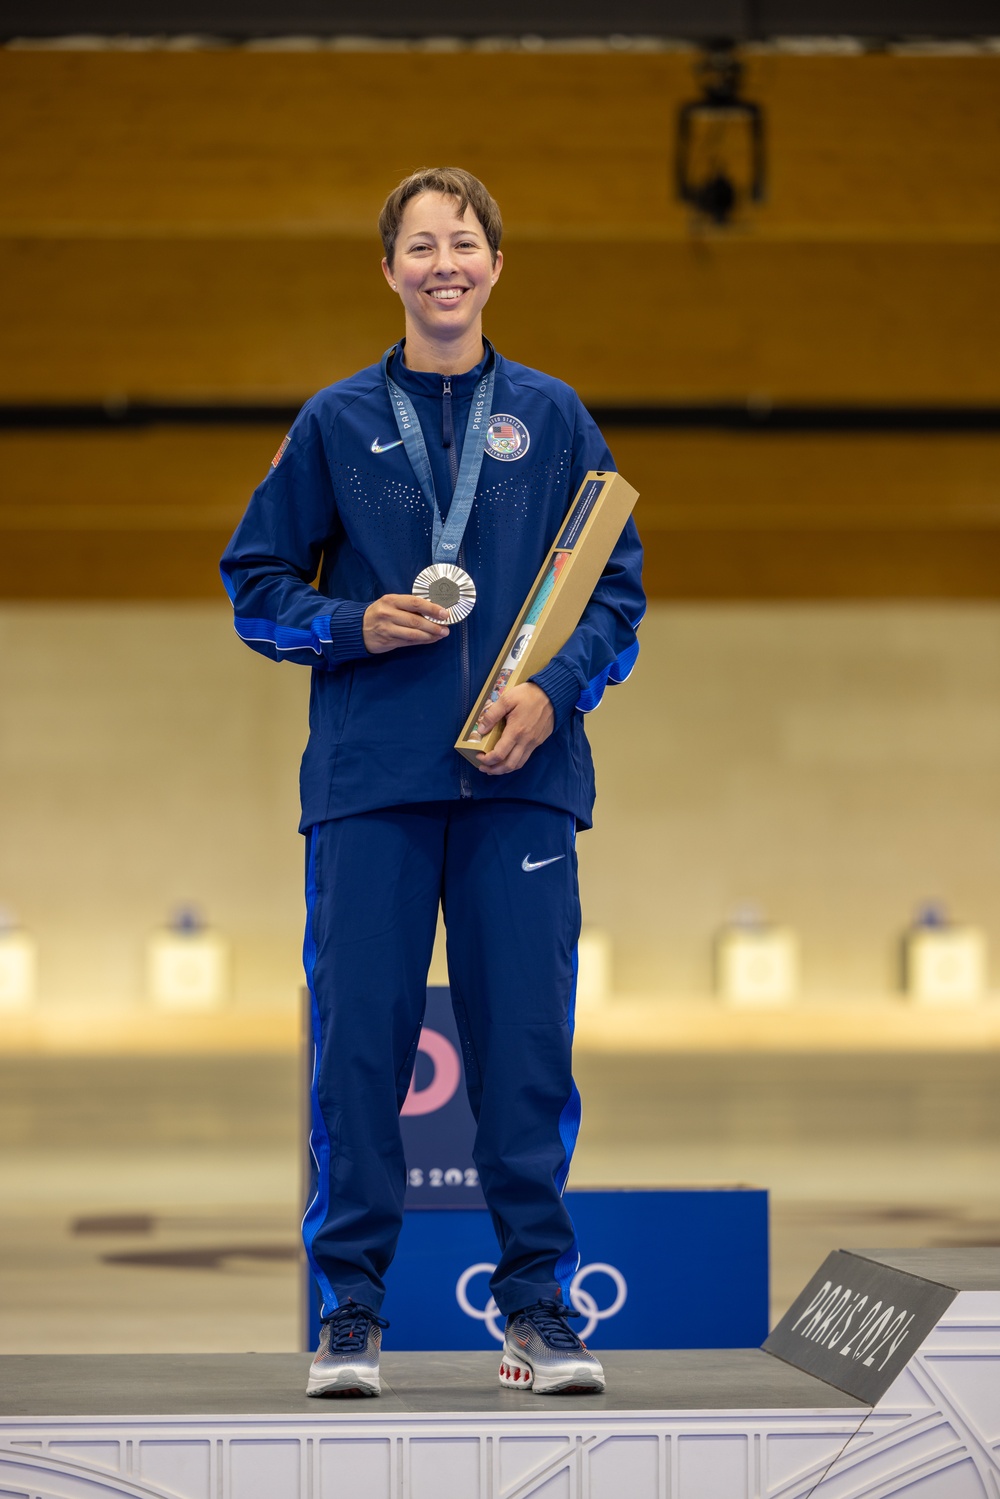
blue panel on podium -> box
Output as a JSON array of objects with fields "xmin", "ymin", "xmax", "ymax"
[
  {"xmin": 308, "ymin": 1187, "xmax": 768, "ymax": 1351},
  {"xmin": 306, "ymin": 987, "xmax": 769, "ymax": 1350}
]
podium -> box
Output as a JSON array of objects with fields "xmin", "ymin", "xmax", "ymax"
[{"xmin": 3, "ymin": 1248, "xmax": 998, "ymax": 1497}]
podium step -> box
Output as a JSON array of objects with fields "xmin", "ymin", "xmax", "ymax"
[
  {"xmin": 1, "ymin": 1248, "xmax": 997, "ymax": 1499},
  {"xmin": 0, "ymin": 1347, "xmax": 862, "ymax": 1419}
]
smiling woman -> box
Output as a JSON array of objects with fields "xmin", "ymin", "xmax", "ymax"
[
  {"xmin": 379, "ymin": 168, "xmax": 503, "ymax": 376},
  {"xmin": 219, "ymin": 164, "xmax": 644, "ymax": 1402}
]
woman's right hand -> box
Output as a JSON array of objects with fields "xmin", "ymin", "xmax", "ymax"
[{"xmin": 362, "ymin": 595, "xmax": 451, "ymax": 654}]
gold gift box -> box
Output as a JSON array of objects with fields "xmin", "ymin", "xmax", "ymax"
[{"xmin": 455, "ymin": 470, "xmax": 639, "ymax": 762}]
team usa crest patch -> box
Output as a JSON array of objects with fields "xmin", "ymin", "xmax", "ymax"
[
  {"xmin": 271, "ymin": 434, "xmax": 291, "ymax": 468},
  {"xmin": 485, "ymin": 414, "xmax": 529, "ymax": 461}
]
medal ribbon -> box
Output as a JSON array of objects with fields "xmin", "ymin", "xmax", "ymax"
[{"xmin": 382, "ymin": 340, "xmax": 496, "ymax": 564}]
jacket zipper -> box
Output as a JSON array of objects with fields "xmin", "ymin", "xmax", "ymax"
[
  {"xmin": 444, "ymin": 376, "xmax": 473, "ymax": 798},
  {"xmin": 458, "ymin": 537, "xmax": 472, "ymax": 798},
  {"xmin": 442, "ymin": 377, "xmax": 455, "ymax": 464}
]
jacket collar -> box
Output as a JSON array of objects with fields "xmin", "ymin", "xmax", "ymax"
[{"xmin": 386, "ymin": 339, "xmax": 492, "ymax": 398}]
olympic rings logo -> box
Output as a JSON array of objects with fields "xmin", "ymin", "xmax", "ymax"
[{"xmin": 455, "ymin": 1261, "xmax": 628, "ymax": 1343}]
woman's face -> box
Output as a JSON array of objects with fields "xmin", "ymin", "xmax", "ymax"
[{"xmin": 383, "ymin": 191, "xmax": 501, "ymax": 349}]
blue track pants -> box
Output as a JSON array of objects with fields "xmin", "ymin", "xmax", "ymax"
[{"xmin": 302, "ymin": 798, "xmax": 582, "ymax": 1317}]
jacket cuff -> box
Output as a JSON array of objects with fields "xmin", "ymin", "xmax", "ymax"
[
  {"xmin": 530, "ymin": 658, "xmax": 583, "ymax": 730},
  {"xmin": 323, "ymin": 601, "xmax": 369, "ymax": 665}
]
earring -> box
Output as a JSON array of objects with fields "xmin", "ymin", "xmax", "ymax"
[{"xmin": 391, "ymin": 283, "xmax": 398, "ymax": 291}]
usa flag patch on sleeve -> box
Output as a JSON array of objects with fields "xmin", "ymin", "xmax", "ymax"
[{"xmin": 271, "ymin": 434, "xmax": 291, "ymax": 468}]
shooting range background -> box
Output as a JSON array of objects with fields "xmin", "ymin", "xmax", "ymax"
[{"xmin": 2, "ymin": 36, "xmax": 1000, "ymax": 1353}]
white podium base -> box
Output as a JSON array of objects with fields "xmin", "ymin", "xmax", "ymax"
[{"xmin": 2, "ymin": 1254, "xmax": 997, "ymax": 1498}]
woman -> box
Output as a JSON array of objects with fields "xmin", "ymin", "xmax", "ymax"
[{"xmin": 221, "ymin": 168, "xmax": 645, "ymax": 1396}]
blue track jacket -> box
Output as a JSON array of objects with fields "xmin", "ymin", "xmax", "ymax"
[{"xmin": 220, "ymin": 344, "xmax": 645, "ymax": 831}]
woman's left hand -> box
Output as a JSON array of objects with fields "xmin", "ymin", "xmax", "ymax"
[{"xmin": 473, "ymin": 683, "xmax": 555, "ymax": 775}]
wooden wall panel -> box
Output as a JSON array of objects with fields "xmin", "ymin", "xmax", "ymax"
[
  {"xmin": 3, "ymin": 51, "xmax": 999, "ymax": 235},
  {"xmin": 611, "ymin": 428, "xmax": 1000, "ymax": 598},
  {"xmin": 0, "ymin": 428, "xmax": 278, "ymax": 600},
  {"xmin": 638, "ymin": 529, "xmax": 1000, "ymax": 600},
  {"xmin": 3, "ymin": 47, "xmax": 1000, "ymax": 599},
  {"xmin": 0, "ymin": 426, "xmax": 278, "ymax": 520},
  {"xmin": 4, "ymin": 236, "xmax": 1000, "ymax": 404},
  {"xmin": 3, "ymin": 427, "xmax": 999, "ymax": 600},
  {"xmin": 609, "ymin": 429, "xmax": 1000, "ymax": 529},
  {"xmin": 0, "ymin": 529, "xmax": 234, "ymax": 600}
]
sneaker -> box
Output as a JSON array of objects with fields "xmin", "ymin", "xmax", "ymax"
[
  {"xmin": 306, "ymin": 1302, "xmax": 388, "ymax": 1398},
  {"xmin": 499, "ymin": 1299, "xmax": 605, "ymax": 1395}
]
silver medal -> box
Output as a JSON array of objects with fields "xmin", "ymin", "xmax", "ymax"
[{"xmin": 412, "ymin": 562, "xmax": 477, "ymax": 623}]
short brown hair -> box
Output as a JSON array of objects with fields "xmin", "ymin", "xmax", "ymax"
[{"xmin": 379, "ymin": 168, "xmax": 503, "ymax": 269}]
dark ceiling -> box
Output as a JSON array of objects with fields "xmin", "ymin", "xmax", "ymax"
[{"xmin": 2, "ymin": 0, "xmax": 995, "ymax": 40}]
